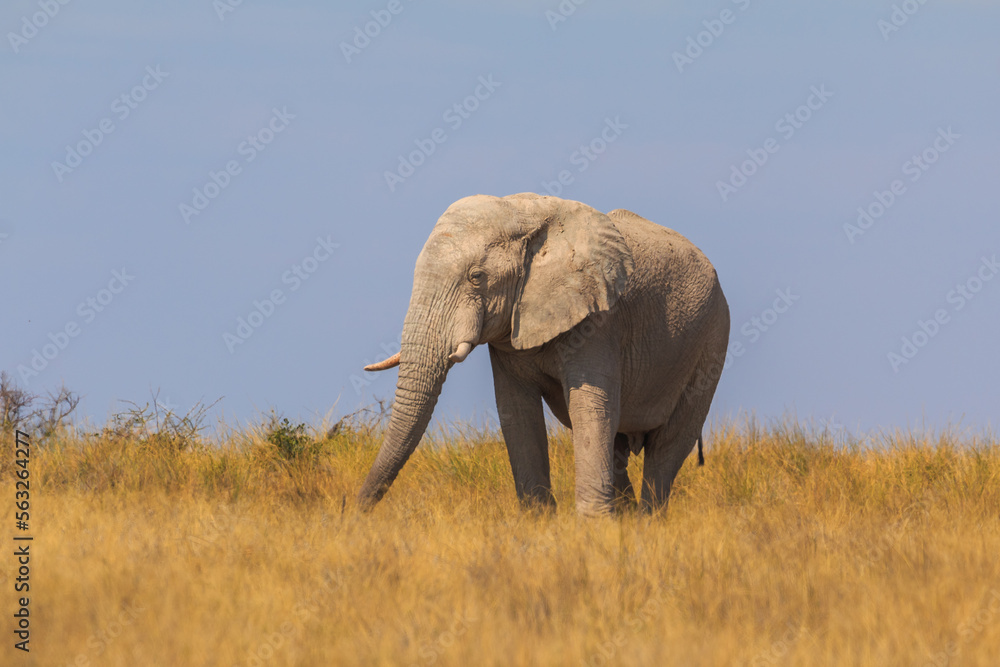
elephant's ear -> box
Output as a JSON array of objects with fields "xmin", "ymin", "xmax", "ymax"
[{"xmin": 511, "ymin": 206, "xmax": 634, "ymax": 350}]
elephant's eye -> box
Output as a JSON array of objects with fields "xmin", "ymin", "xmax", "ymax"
[{"xmin": 468, "ymin": 269, "xmax": 486, "ymax": 285}]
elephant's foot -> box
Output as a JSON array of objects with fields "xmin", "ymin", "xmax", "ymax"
[
  {"xmin": 638, "ymin": 499, "xmax": 670, "ymax": 517},
  {"xmin": 613, "ymin": 491, "xmax": 638, "ymax": 515},
  {"xmin": 575, "ymin": 497, "xmax": 617, "ymax": 517},
  {"xmin": 518, "ymin": 490, "xmax": 557, "ymax": 514}
]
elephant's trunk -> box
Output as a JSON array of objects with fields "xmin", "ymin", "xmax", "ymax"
[{"xmin": 357, "ymin": 313, "xmax": 451, "ymax": 509}]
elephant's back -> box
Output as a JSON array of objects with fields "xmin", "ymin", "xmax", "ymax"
[{"xmin": 606, "ymin": 208, "xmax": 723, "ymax": 313}]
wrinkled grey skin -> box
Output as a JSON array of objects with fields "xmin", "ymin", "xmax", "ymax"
[{"xmin": 358, "ymin": 193, "xmax": 729, "ymax": 516}]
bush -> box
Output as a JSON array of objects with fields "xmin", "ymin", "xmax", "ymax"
[
  {"xmin": 102, "ymin": 391, "xmax": 217, "ymax": 452},
  {"xmin": 265, "ymin": 415, "xmax": 314, "ymax": 461},
  {"xmin": 0, "ymin": 371, "xmax": 79, "ymax": 438}
]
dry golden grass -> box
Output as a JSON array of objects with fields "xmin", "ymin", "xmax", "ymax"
[{"xmin": 5, "ymin": 419, "xmax": 1000, "ymax": 666}]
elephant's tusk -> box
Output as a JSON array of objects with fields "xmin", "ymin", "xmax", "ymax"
[
  {"xmin": 364, "ymin": 351, "xmax": 400, "ymax": 372},
  {"xmin": 448, "ymin": 341, "xmax": 474, "ymax": 363}
]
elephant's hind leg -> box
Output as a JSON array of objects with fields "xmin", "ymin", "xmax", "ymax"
[
  {"xmin": 639, "ymin": 425, "xmax": 691, "ymax": 513},
  {"xmin": 641, "ymin": 351, "xmax": 722, "ymax": 513}
]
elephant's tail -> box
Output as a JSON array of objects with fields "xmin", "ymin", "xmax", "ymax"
[{"xmin": 697, "ymin": 434, "xmax": 705, "ymax": 466}]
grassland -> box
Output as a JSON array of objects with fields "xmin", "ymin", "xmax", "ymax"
[{"xmin": 4, "ymin": 417, "xmax": 1000, "ymax": 666}]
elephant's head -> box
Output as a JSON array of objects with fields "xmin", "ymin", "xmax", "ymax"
[{"xmin": 356, "ymin": 193, "xmax": 634, "ymax": 508}]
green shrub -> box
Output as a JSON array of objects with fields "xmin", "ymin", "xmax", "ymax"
[{"xmin": 266, "ymin": 416, "xmax": 313, "ymax": 460}]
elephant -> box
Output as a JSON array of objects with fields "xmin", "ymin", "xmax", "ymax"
[{"xmin": 358, "ymin": 193, "xmax": 729, "ymax": 516}]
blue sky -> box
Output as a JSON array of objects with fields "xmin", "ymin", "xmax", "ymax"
[{"xmin": 1, "ymin": 1, "xmax": 997, "ymax": 436}]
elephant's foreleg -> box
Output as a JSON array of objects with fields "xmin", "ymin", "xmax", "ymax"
[
  {"xmin": 613, "ymin": 433, "xmax": 636, "ymax": 511},
  {"xmin": 489, "ymin": 349, "xmax": 555, "ymax": 509},
  {"xmin": 564, "ymin": 377, "xmax": 620, "ymax": 516}
]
